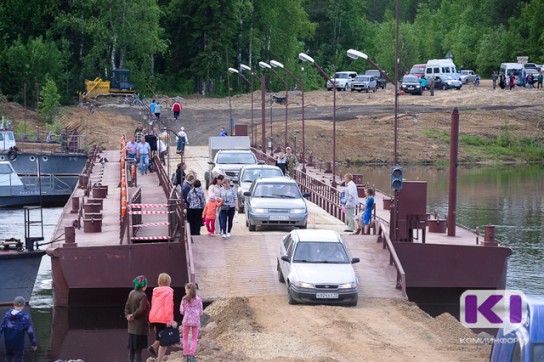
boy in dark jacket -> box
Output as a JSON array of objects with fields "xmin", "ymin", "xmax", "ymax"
[{"xmin": 0, "ymin": 296, "xmax": 38, "ymax": 361}]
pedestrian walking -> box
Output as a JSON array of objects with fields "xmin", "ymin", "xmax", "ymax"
[
  {"xmin": 136, "ymin": 136, "xmax": 151, "ymax": 175},
  {"xmin": 0, "ymin": 296, "xmax": 38, "ymax": 362},
  {"xmin": 148, "ymin": 273, "xmax": 175, "ymax": 362},
  {"xmin": 342, "ymin": 173, "xmax": 359, "ymax": 233},
  {"xmin": 361, "ymin": 188, "xmax": 375, "ymax": 234},
  {"xmin": 172, "ymin": 100, "xmax": 182, "ymax": 121},
  {"xmin": 538, "ymin": 73, "xmax": 543, "ymax": 89},
  {"xmin": 285, "ymin": 147, "xmax": 298, "ymax": 177},
  {"xmin": 491, "ymin": 71, "xmax": 498, "ymax": 90},
  {"xmin": 208, "ymin": 175, "xmax": 224, "ymax": 234},
  {"xmin": 275, "ymin": 152, "xmax": 287, "ymax": 175},
  {"xmin": 187, "ymin": 179, "xmax": 206, "ymax": 235},
  {"xmin": 124, "ymin": 275, "xmax": 150, "ymax": 362},
  {"xmin": 429, "ymin": 76, "xmax": 435, "ymax": 96},
  {"xmin": 218, "ymin": 178, "xmax": 237, "ymax": 239},
  {"xmin": 149, "ymin": 100, "xmax": 156, "ymax": 115},
  {"xmin": 202, "ymin": 192, "xmax": 223, "ymax": 236},
  {"xmin": 154, "ymin": 102, "xmax": 162, "ymax": 119},
  {"xmin": 176, "ymin": 127, "xmax": 189, "ymax": 155},
  {"xmin": 126, "ymin": 136, "xmax": 138, "ymax": 159},
  {"xmin": 180, "ymin": 283, "xmax": 203, "ymax": 362}
]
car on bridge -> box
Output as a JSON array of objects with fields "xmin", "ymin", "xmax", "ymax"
[
  {"xmin": 207, "ymin": 149, "xmax": 263, "ymax": 187},
  {"xmin": 243, "ymin": 177, "xmax": 309, "ymax": 231},
  {"xmin": 277, "ymin": 229, "xmax": 360, "ymax": 306},
  {"xmin": 237, "ymin": 164, "xmax": 285, "ymax": 213}
]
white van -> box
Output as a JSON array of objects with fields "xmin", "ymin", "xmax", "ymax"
[
  {"xmin": 425, "ymin": 59, "xmax": 460, "ymax": 80},
  {"xmin": 499, "ymin": 62, "xmax": 523, "ymax": 78}
]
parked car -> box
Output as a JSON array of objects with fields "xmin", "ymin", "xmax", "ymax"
[
  {"xmin": 459, "ymin": 70, "xmax": 477, "ymax": 84},
  {"xmin": 489, "ymin": 295, "xmax": 544, "ymax": 362},
  {"xmin": 208, "ymin": 149, "xmax": 263, "ymax": 185},
  {"xmin": 277, "ymin": 229, "xmax": 360, "ymax": 306},
  {"xmin": 237, "ymin": 164, "xmax": 285, "ymax": 213},
  {"xmin": 434, "ymin": 75, "xmax": 462, "ymax": 90},
  {"xmin": 244, "ymin": 177, "xmax": 309, "ymax": 231},
  {"xmin": 400, "ymin": 75, "xmax": 423, "ymax": 95},
  {"xmin": 351, "ymin": 75, "xmax": 377, "ymax": 93},
  {"xmin": 364, "ymin": 70, "xmax": 387, "ymax": 89},
  {"xmin": 408, "ymin": 64, "xmax": 427, "ymax": 79},
  {"xmin": 326, "ymin": 71, "xmax": 357, "ymax": 91}
]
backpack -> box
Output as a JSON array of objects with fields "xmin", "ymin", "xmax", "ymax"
[{"xmin": 172, "ymin": 172, "xmax": 178, "ymax": 185}]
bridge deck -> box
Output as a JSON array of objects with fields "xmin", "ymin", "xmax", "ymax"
[{"xmin": 180, "ymin": 146, "xmax": 403, "ymax": 300}]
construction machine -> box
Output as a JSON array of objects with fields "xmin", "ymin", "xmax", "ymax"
[{"xmin": 81, "ymin": 69, "xmax": 135, "ymax": 102}]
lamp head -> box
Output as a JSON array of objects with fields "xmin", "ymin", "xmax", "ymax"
[
  {"xmin": 258, "ymin": 61, "xmax": 271, "ymax": 69},
  {"xmin": 228, "ymin": 67, "xmax": 239, "ymax": 74},
  {"xmin": 347, "ymin": 49, "xmax": 368, "ymax": 60},
  {"xmin": 298, "ymin": 53, "xmax": 314, "ymax": 63},
  {"xmin": 270, "ymin": 60, "xmax": 284, "ymax": 69},
  {"xmin": 240, "ymin": 64, "xmax": 252, "ymax": 72}
]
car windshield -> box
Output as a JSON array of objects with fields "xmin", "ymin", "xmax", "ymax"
[
  {"xmin": 216, "ymin": 153, "xmax": 256, "ymax": 164},
  {"xmin": 293, "ymin": 242, "xmax": 349, "ymax": 263},
  {"xmin": 402, "ymin": 76, "xmax": 418, "ymax": 83},
  {"xmin": 442, "ymin": 75, "xmax": 453, "ymax": 80},
  {"xmin": 253, "ymin": 183, "xmax": 301, "ymax": 198},
  {"xmin": 241, "ymin": 168, "xmax": 283, "ymax": 182},
  {"xmin": 334, "ymin": 73, "xmax": 349, "ymax": 79},
  {"xmin": 355, "ymin": 76, "xmax": 370, "ymax": 82},
  {"xmin": 410, "ymin": 67, "xmax": 425, "ymax": 73}
]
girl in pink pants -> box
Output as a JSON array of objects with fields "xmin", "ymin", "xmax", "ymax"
[{"xmin": 179, "ymin": 283, "xmax": 203, "ymax": 361}]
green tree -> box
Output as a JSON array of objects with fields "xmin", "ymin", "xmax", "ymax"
[{"xmin": 39, "ymin": 78, "xmax": 61, "ymax": 124}]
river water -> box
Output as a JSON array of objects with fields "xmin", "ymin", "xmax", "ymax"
[{"xmin": 0, "ymin": 164, "xmax": 542, "ymax": 360}]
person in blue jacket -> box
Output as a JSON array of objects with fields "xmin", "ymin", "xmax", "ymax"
[{"xmin": 0, "ymin": 296, "xmax": 38, "ymax": 362}]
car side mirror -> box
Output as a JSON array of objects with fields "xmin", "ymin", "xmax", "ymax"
[
  {"xmin": 281, "ymin": 255, "xmax": 290, "ymax": 262},
  {"xmin": 302, "ymin": 192, "xmax": 311, "ymax": 198},
  {"xmin": 208, "ymin": 161, "xmax": 215, "ymax": 165},
  {"xmin": 351, "ymin": 257, "xmax": 360, "ymax": 264},
  {"xmin": 257, "ymin": 160, "xmax": 265, "ymax": 165},
  {"xmin": 243, "ymin": 191, "xmax": 251, "ymax": 196}
]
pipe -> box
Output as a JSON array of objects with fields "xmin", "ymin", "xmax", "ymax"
[{"xmin": 447, "ymin": 107, "xmax": 459, "ymax": 236}]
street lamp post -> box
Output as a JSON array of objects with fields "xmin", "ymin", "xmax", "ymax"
[
  {"xmin": 347, "ymin": 44, "xmax": 401, "ymax": 241},
  {"xmin": 270, "ymin": 60, "xmax": 306, "ymax": 171},
  {"xmin": 240, "ymin": 63, "xmax": 266, "ymax": 151},
  {"xmin": 299, "ymin": 52, "xmax": 337, "ymax": 187},
  {"xmin": 228, "ymin": 67, "xmax": 254, "ymax": 142},
  {"xmin": 259, "ymin": 61, "xmax": 289, "ymax": 152}
]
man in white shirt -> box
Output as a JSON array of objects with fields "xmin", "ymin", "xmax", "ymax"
[
  {"xmin": 343, "ymin": 173, "xmax": 359, "ymax": 233},
  {"xmin": 136, "ymin": 137, "xmax": 151, "ymax": 175}
]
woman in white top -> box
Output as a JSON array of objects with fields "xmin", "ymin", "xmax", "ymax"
[{"xmin": 208, "ymin": 175, "xmax": 224, "ymax": 234}]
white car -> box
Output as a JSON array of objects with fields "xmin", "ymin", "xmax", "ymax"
[
  {"xmin": 326, "ymin": 71, "xmax": 357, "ymax": 91},
  {"xmin": 277, "ymin": 229, "xmax": 360, "ymax": 306},
  {"xmin": 237, "ymin": 164, "xmax": 285, "ymax": 213}
]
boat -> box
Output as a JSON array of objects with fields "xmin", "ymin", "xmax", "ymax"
[
  {"xmin": 0, "ymin": 161, "xmax": 76, "ymax": 208},
  {"xmin": 0, "ymin": 207, "xmax": 46, "ymax": 306}
]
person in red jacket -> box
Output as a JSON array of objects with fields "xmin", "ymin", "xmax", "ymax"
[
  {"xmin": 171, "ymin": 100, "xmax": 182, "ymax": 121},
  {"xmin": 148, "ymin": 273, "xmax": 175, "ymax": 361}
]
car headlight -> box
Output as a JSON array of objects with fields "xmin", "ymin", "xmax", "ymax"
[
  {"xmin": 338, "ymin": 282, "xmax": 357, "ymax": 289},
  {"xmin": 253, "ymin": 208, "xmax": 267, "ymax": 213},
  {"xmin": 289, "ymin": 208, "xmax": 306, "ymax": 214},
  {"xmin": 294, "ymin": 281, "xmax": 314, "ymax": 289},
  {"xmin": 416, "ymin": 85, "xmax": 421, "ymax": 88}
]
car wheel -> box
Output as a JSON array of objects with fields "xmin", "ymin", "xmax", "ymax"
[
  {"xmin": 442, "ymin": 84, "xmax": 447, "ymax": 90},
  {"xmin": 373, "ymin": 88, "xmax": 376, "ymax": 92},
  {"xmin": 277, "ymin": 263, "xmax": 285, "ymax": 283},
  {"xmin": 287, "ymin": 286, "xmax": 297, "ymax": 305},
  {"xmin": 327, "ymin": 87, "xmax": 332, "ymax": 91},
  {"xmin": 456, "ymin": 87, "xmax": 461, "ymax": 90},
  {"xmin": 343, "ymin": 84, "xmax": 348, "ymax": 91},
  {"xmin": 351, "ymin": 88, "xmax": 354, "ymax": 92},
  {"xmin": 357, "ymin": 90, "xmax": 361, "ymax": 93},
  {"xmin": 348, "ymin": 298, "xmax": 358, "ymax": 307},
  {"xmin": 300, "ymin": 222, "xmax": 307, "ymax": 229},
  {"xmin": 365, "ymin": 88, "xmax": 369, "ymax": 93},
  {"xmin": 248, "ymin": 222, "xmax": 256, "ymax": 231}
]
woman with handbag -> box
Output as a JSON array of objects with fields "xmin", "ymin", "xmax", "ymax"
[
  {"xmin": 148, "ymin": 273, "xmax": 175, "ymax": 361},
  {"xmin": 124, "ymin": 275, "xmax": 150, "ymax": 362},
  {"xmin": 180, "ymin": 283, "xmax": 203, "ymax": 362}
]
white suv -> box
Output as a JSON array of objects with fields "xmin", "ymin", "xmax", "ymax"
[{"xmin": 326, "ymin": 71, "xmax": 357, "ymax": 91}]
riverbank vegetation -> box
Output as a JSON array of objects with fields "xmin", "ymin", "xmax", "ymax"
[{"xmin": 0, "ymin": 0, "xmax": 543, "ymax": 107}]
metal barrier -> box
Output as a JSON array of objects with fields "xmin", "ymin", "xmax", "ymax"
[{"xmin": 375, "ymin": 220, "xmax": 407, "ymax": 299}]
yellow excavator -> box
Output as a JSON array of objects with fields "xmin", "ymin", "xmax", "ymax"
[{"xmin": 80, "ymin": 69, "xmax": 135, "ymax": 102}]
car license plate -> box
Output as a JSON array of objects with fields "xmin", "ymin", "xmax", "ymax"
[
  {"xmin": 316, "ymin": 293, "xmax": 339, "ymax": 299},
  {"xmin": 408, "ymin": 86, "xmax": 414, "ymax": 90},
  {"xmin": 270, "ymin": 215, "xmax": 289, "ymax": 221}
]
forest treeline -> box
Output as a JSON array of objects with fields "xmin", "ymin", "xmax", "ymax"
[{"xmin": 0, "ymin": 0, "xmax": 541, "ymax": 106}]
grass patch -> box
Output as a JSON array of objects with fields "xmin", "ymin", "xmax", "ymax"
[{"xmin": 423, "ymin": 130, "xmax": 544, "ymax": 162}]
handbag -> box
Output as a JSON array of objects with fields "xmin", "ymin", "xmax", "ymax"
[{"xmin": 158, "ymin": 326, "xmax": 180, "ymax": 346}]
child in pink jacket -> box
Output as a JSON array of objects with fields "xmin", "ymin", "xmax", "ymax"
[
  {"xmin": 180, "ymin": 283, "xmax": 203, "ymax": 361},
  {"xmin": 202, "ymin": 193, "xmax": 223, "ymax": 236}
]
